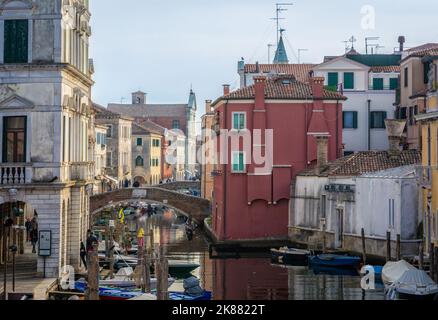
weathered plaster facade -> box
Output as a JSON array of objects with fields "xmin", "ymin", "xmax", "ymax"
[{"xmin": 0, "ymin": 0, "xmax": 94, "ymax": 277}]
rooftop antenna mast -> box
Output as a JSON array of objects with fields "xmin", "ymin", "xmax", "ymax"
[
  {"xmin": 348, "ymin": 36, "xmax": 357, "ymax": 50},
  {"xmin": 365, "ymin": 37, "xmax": 380, "ymax": 54},
  {"xmin": 271, "ymin": 3, "xmax": 293, "ymax": 46}
]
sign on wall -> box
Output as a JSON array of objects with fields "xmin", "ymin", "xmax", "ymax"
[{"xmin": 38, "ymin": 230, "xmax": 52, "ymax": 257}]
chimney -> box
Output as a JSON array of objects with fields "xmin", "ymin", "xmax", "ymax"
[
  {"xmin": 310, "ymin": 77, "xmax": 325, "ymax": 101},
  {"xmin": 255, "ymin": 61, "xmax": 260, "ymax": 73},
  {"xmin": 398, "ymin": 36, "xmax": 406, "ymax": 52},
  {"xmin": 205, "ymin": 100, "xmax": 213, "ymax": 113},
  {"xmin": 385, "ymin": 119, "xmax": 407, "ymax": 157},
  {"xmin": 254, "ymin": 75, "xmax": 266, "ymax": 110},
  {"xmin": 223, "ymin": 84, "xmax": 230, "ymax": 96},
  {"xmin": 316, "ymin": 136, "xmax": 329, "ymax": 173}
]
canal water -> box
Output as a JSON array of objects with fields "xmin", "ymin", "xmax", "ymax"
[{"xmin": 127, "ymin": 209, "xmax": 385, "ymax": 301}]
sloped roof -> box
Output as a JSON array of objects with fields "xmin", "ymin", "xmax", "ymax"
[
  {"xmin": 108, "ymin": 103, "xmax": 187, "ymax": 118},
  {"xmin": 370, "ymin": 66, "xmax": 401, "ymax": 73},
  {"xmin": 132, "ymin": 122, "xmax": 163, "ymax": 136},
  {"xmin": 401, "ymin": 43, "xmax": 438, "ymax": 62},
  {"xmin": 93, "ymin": 103, "xmax": 134, "ymax": 121},
  {"xmin": 346, "ymin": 53, "xmax": 401, "ymax": 67},
  {"xmin": 244, "ymin": 63, "xmax": 316, "ymax": 83},
  {"xmin": 299, "ymin": 150, "xmax": 420, "ymax": 177},
  {"xmin": 214, "ymin": 76, "xmax": 346, "ymax": 104}
]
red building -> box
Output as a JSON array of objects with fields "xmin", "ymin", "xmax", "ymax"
[{"xmin": 211, "ymin": 75, "xmax": 346, "ymax": 241}]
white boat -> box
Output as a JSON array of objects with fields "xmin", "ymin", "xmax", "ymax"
[
  {"xmin": 387, "ymin": 269, "xmax": 438, "ymax": 300},
  {"xmin": 381, "ymin": 260, "xmax": 416, "ymax": 286},
  {"xmin": 129, "ymin": 293, "xmax": 157, "ymax": 301}
]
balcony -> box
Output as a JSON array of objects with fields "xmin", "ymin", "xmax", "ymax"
[
  {"xmin": 417, "ymin": 166, "xmax": 432, "ymax": 189},
  {"xmin": 0, "ymin": 164, "xmax": 31, "ymax": 185},
  {"xmin": 70, "ymin": 162, "xmax": 94, "ymax": 181}
]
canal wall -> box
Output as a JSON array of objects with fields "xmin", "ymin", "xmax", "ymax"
[{"xmin": 289, "ymin": 226, "xmax": 421, "ymax": 259}]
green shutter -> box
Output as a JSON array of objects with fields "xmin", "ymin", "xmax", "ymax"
[
  {"xmin": 389, "ymin": 78, "xmax": 399, "ymax": 90},
  {"xmin": 373, "ymin": 78, "xmax": 384, "ymax": 90},
  {"xmin": 4, "ymin": 20, "xmax": 28, "ymax": 63},
  {"xmin": 328, "ymin": 72, "xmax": 339, "ymax": 88},
  {"xmin": 239, "ymin": 114, "xmax": 245, "ymax": 129},
  {"xmin": 239, "ymin": 153, "xmax": 244, "ymax": 171},
  {"xmin": 344, "ymin": 72, "xmax": 354, "ymax": 89},
  {"xmin": 233, "ymin": 114, "xmax": 239, "ymax": 129}
]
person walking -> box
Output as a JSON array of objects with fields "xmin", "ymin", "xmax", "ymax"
[
  {"xmin": 80, "ymin": 241, "xmax": 87, "ymax": 270},
  {"xmin": 25, "ymin": 217, "xmax": 31, "ymax": 242},
  {"xmin": 30, "ymin": 215, "xmax": 39, "ymax": 253}
]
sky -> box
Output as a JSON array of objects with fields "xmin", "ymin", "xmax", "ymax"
[{"xmin": 90, "ymin": 0, "xmax": 438, "ymax": 127}]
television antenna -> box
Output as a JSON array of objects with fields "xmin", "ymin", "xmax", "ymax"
[
  {"xmin": 270, "ymin": 3, "xmax": 293, "ymax": 46},
  {"xmin": 365, "ymin": 37, "xmax": 380, "ymax": 54}
]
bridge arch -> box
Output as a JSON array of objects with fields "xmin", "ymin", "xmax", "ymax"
[{"xmin": 90, "ymin": 185, "xmax": 210, "ymax": 225}]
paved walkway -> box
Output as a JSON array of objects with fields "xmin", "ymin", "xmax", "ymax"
[{"xmin": 0, "ymin": 243, "xmax": 56, "ymax": 299}]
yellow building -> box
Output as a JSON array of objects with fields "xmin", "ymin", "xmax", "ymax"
[
  {"xmin": 132, "ymin": 123, "xmax": 163, "ymax": 186},
  {"xmin": 416, "ymin": 53, "xmax": 438, "ymax": 250}
]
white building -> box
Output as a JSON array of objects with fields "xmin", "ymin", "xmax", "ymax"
[
  {"xmin": 93, "ymin": 124, "xmax": 111, "ymax": 193},
  {"xmin": 290, "ymin": 150, "xmax": 421, "ymax": 257},
  {"xmin": 0, "ymin": 0, "xmax": 94, "ymax": 277},
  {"xmin": 313, "ymin": 52, "xmax": 401, "ymax": 154}
]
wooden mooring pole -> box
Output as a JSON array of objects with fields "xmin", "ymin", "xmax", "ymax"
[
  {"xmin": 419, "ymin": 241, "xmax": 424, "ymax": 270},
  {"xmin": 430, "ymin": 243, "xmax": 435, "ymax": 281},
  {"xmin": 109, "ymin": 225, "xmax": 114, "ymax": 279},
  {"xmin": 396, "ymin": 234, "xmax": 401, "ymax": 261},
  {"xmin": 156, "ymin": 245, "xmax": 169, "ymax": 300},
  {"xmin": 434, "ymin": 247, "xmax": 438, "ymax": 283},
  {"xmin": 386, "ymin": 231, "xmax": 391, "ymax": 262},
  {"xmin": 361, "ymin": 228, "xmax": 367, "ymax": 265},
  {"xmin": 86, "ymin": 243, "xmax": 99, "ymax": 301}
]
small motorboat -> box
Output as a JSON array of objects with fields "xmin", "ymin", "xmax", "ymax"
[
  {"xmin": 309, "ymin": 254, "xmax": 361, "ymax": 268},
  {"xmin": 311, "ymin": 265, "xmax": 359, "ymax": 276},
  {"xmin": 113, "ymin": 258, "xmax": 200, "ymax": 278},
  {"xmin": 382, "ymin": 260, "xmax": 416, "ymax": 287},
  {"xmin": 270, "ymin": 247, "xmax": 310, "ymax": 266},
  {"xmin": 386, "ymin": 269, "xmax": 438, "ymax": 300},
  {"xmin": 99, "ymin": 277, "xmax": 175, "ymax": 289}
]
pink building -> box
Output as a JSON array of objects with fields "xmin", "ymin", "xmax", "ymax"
[{"xmin": 211, "ymin": 75, "xmax": 346, "ymax": 241}]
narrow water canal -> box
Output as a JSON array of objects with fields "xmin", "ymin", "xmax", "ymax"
[{"xmin": 126, "ymin": 210, "xmax": 385, "ymax": 300}]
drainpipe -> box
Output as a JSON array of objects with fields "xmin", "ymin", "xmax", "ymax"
[
  {"xmin": 336, "ymin": 99, "xmax": 340, "ymax": 157},
  {"xmin": 367, "ymin": 99, "xmax": 371, "ymax": 151}
]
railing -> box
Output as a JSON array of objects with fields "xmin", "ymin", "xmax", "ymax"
[
  {"xmin": 0, "ymin": 164, "xmax": 29, "ymax": 185},
  {"xmin": 70, "ymin": 162, "xmax": 94, "ymax": 181}
]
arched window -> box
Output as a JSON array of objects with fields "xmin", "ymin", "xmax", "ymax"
[{"xmin": 135, "ymin": 156, "xmax": 144, "ymax": 167}]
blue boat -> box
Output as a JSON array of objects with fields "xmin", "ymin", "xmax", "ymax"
[
  {"xmin": 309, "ymin": 254, "xmax": 361, "ymax": 268},
  {"xmin": 311, "ymin": 265, "xmax": 359, "ymax": 276},
  {"xmin": 74, "ymin": 280, "xmax": 211, "ymax": 301}
]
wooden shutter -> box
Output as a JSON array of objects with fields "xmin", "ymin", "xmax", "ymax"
[
  {"xmin": 344, "ymin": 72, "xmax": 354, "ymax": 89},
  {"xmin": 373, "ymin": 78, "xmax": 384, "ymax": 90},
  {"xmin": 4, "ymin": 20, "xmax": 28, "ymax": 63},
  {"xmin": 390, "ymin": 78, "xmax": 399, "ymax": 90},
  {"xmin": 328, "ymin": 72, "xmax": 338, "ymax": 87},
  {"xmin": 353, "ymin": 111, "xmax": 358, "ymax": 129}
]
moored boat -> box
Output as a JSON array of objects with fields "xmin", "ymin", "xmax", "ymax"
[
  {"xmin": 270, "ymin": 247, "xmax": 310, "ymax": 266},
  {"xmin": 386, "ymin": 269, "xmax": 438, "ymax": 300},
  {"xmin": 382, "ymin": 260, "xmax": 416, "ymax": 286},
  {"xmin": 309, "ymin": 254, "xmax": 361, "ymax": 268}
]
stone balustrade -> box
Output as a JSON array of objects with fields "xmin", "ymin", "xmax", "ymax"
[{"xmin": 0, "ymin": 164, "xmax": 30, "ymax": 185}]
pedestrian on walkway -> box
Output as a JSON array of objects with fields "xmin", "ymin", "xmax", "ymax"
[
  {"xmin": 25, "ymin": 217, "xmax": 32, "ymax": 242},
  {"xmin": 80, "ymin": 241, "xmax": 87, "ymax": 270},
  {"xmin": 30, "ymin": 215, "xmax": 39, "ymax": 253}
]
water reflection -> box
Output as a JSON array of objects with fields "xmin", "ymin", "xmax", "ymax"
[{"xmin": 126, "ymin": 210, "xmax": 384, "ymax": 300}]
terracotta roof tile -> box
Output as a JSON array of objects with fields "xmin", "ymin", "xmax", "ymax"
[
  {"xmin": 299, "ymin": 150, "xmax": 420, "ymax": 177},
  {"xmin": 402, "ymin": 44, "xmax": 438, "ymax": 62},
  {"xmin": 370, "ymin": 66, "xmax": 400, "ymax": 73},
  {"xmin": 244, "ymin": 64, "xmax": 316, "ymax": 83},
  {"xmin": 217, "ymin": 76, "xmax": 346, "ymax": 102}
]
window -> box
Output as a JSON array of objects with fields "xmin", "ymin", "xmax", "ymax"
[
  {"xmin": 106, "ymin": 125, "xmax": 113, "ymax": 138},
  {"xmin": 135, "ymin": 156, "xmax": 144, "ymax": 167},
  {"xmin": 106, "ymin": 152, "xmax": 112, "ymax": 167},
  {"xmin": 232, "ymin": 112, "xmax": 246, "ymax": 130},
  {"xmin": 404, "ymin": 67, "xmax": 409, "ymax": 87},
  {"xmin": 424, "ymin": 62, "xmax": 431, "ymax": 84},
  {"xmin": 320, "ymin": 195, "xmax": 327, "ymax": 219},
  {"xmin": 4, "ymin": 20, "xmax": 28, "ymax": 63},
  {"xmin": 96, "ymin": 132, "xmax": 106, "ymax": 145},
  {"xmin": 172, "ymin": 120, "xmax": 180, "ymax": 130},
  {"xmin": 136, "ymin": 138, "xmax": 142, "ymax": 146},
  {"xmin": 370, "ymin": 111, "xmax": 387, "ymax": 129},
  {"xmin": 372, "ymin": 78, "xmax": 384, "ymax": 90},
  {"xmin": 399, "ymin": 107, "xmax": 407, "ymax": 120},
  {"xmin": 231, "ymin": 152, "xmax": 245, "ymax": 173},
  {"xmin": 389, "ymin": 78, "xmax": 399, "ymax": 90},
  {"xmin": 153, "ymin": 139, "xmax": 160, "ymax": 147},
  {"xmin": 343, "ymin": 72, "xmax": 354, "ymax": 90},
  {"xmin": 343, "ymin": 111, "xmax": 358, "ymax": 129},
  {"xmin": 3, "ymin": 116, "xmax": 26, "ymax": 163},
  {"xmin": 327, "ymin": 72, "xmax": 338, "ymax": 88}
]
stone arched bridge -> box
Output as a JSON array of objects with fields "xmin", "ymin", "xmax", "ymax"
[{"xmin": 90, "ymin": 182, "xmax": 210, "ymax": 224}]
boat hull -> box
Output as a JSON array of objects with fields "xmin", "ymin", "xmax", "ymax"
[
  {"xmin": 270, "ymin": 249, "xmax": 309, "ymax": 266},
  {"xmin": 309, "ymin": 255, "xmax": 361, "ymax": 268}
]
